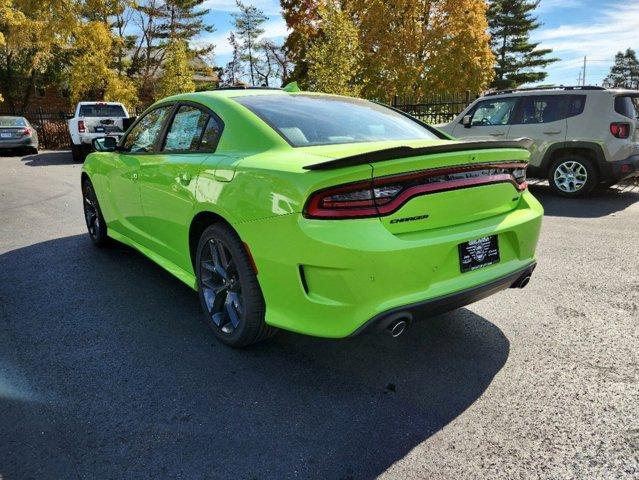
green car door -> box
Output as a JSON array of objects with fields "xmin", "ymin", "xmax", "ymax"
[
  {"xmin": 111, "ymin": 104, "xmax": 174, "ymax": 244},
  {"xmin": 136, "ymin": 102, "xmax": 224, "ymax": 273}
]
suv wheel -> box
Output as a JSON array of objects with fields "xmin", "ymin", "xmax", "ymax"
[{"xmin": 548, "ymin": 155, "xmax": 598, "ymax": 197}]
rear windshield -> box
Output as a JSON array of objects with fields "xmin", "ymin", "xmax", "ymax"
[
  {"xmin": 79, "ymin": 104, "xmax": 126, "ymax": 117},
  {"xmin": 234, "ymin": 94, "xmax": 439, "ymax": 147},
  {"xmin": 614, "ymin": 96, "xmax": 639, "ymax": 119},
  {"xmin": 0, "ymin": 116, "xmax": 27, "ymax": 127}
]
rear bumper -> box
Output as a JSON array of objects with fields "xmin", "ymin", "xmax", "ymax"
[
  {"xmin": 608, "ymin": 154, "xmax": 639, "ymax": 181},
  {"xmin": 0, "ymin": 137, "xmax": 37, "ymax": 149},
  {"xmin": 237, "ymin": 190, "xmax": 544, "ymax": 338},
  {"xmin": 352, "ymin": 262, "xmax": 536, "ymax": 335},
  {"xmin": 78, "ymin": 133, "xmax": 122, "ymax": 145}
]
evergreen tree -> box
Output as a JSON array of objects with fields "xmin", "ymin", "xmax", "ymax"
[
  {"xmin": 488, "ymin": 0, "xmax": 557, "ymax": 89},
  {"xmin": 604, "ymin": 49, "xmax": 639, "ymax": 89},
  {"xmin": 232, "ymin": 1, "xmax": 267, "ymax": 86},
  {"xmin": 223, "ymin": 32, "xmax": 243, "ymax": 85}
]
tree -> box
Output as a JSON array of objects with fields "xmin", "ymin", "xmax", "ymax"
[
  {"xmin": 280, "ymin": 0, "xmax": 321, "ymax": 88},
  {"xmin": 155, "ymin": 37, "xmax": 195, "ymax": 98},
  {"xmin": 232, "ymin": 1, "xmax": 267, "ymax": 86},
  {"xmin": 347, "ymin": 0, "xmax": 495, "ymax": 98},
  {"xmin": 488, "ymin": 0, "xmax": 558, "ymax": 89},
  {"xmin": 0, "ymin": 0, "xmax": 77, "ymax": 112},
  {"xmin": 604, "ymin": 49, "xmax": 639, "ymax": 89},
  {"xmin": 306, "ymin": 2, "xmax": 362, "ymax": 96},
  {"xmin": 223, "ymin": 32, "xmax": 244, "ymax": 85},
  {"xmin": 68, "ymin": 21, "xmax": 138, "ymax": 106}
]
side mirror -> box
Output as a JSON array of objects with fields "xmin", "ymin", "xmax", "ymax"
[
  {"xmin": 65, "ymin": 113, "xmax": 74, "ymax": 120},
  {"xmin": 462, "ymin": 115, "xmax": 472, "ymax": 128},
  {"xmin": 92, "ymin": 136, "xmax": 118, "ymax": 152},
  {"xmin": 122, "ymin": 116, "xmax": 137, "ymax": 131}
]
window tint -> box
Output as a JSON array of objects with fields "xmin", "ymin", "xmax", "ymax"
[
  {"xmin": 567, "ymin": 95, "xmax": 586, "ymax": 117},
  {"xmin": 234, "ymin": 94, "xmax": 438, "ymax": 147},
  {"xmin": 469, "ymin": 98, "xmax": 518, "ymax": 126},
  {"xmin": 615, "ymin": 96, "xmax": 639, "ymax": 119},
  {"xmin": 513, "ymin": 95, "xmax": 586, "ymax": 124},
  {"xmin": 79, "ymin": 104, "xmax": 126, "ymax": 117},
  {"xmin": 163, "ymin": 106, "xmax": 209, "ymax": 152},
  {"xmin": 517, "ymin": 96, "xmax": 568, "ymax": 124},
  {"xmin": 199, "ymin": 116, "xmax": 221, "ymax": 151},
  {"xmin": 121, "ymin": 106, "xmax": 172, "ymax": 153}
]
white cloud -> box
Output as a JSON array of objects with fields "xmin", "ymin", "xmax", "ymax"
[{"xmin": 533, "ymin": 2, "xmax": 639, "ymax": 84}]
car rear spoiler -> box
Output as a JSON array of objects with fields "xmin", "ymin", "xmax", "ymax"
[{"xmin": 303, "ymin": 138, "xmax": 533, "ymax": 171}]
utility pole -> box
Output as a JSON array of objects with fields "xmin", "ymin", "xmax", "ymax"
[{"xmin": 582, "ymin": 56, "xmax": 587, "ymax": 86}]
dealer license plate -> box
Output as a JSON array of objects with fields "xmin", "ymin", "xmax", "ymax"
[{"xmin": 459, "ymin": 235, "xmax": 500, "ymax": 273}]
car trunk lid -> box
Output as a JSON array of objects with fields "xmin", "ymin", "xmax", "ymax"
[{"xmin": 302, "ymin": 139, "xmax": 530, "ymax": 233}]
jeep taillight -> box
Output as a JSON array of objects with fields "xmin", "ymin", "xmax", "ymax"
[
  {"xmin": 304, "ymin": 162, "xmax": 528, "ymax": 220},
  {"xmin": 610, "ymin": 122, "xmax": 630, "ymax": 139},
  {"xmin": 78, "ymin": 120, "xmax": 86, "ymax": 133}
]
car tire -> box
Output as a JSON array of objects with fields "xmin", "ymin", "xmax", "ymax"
[
  {"xmin": 71, "ymin": 144, "xmax": 83, "ymax": 162},
  {"xmin": 548, "ymin": 155, "xmax": 598, "ymax": 197},
  {"xmin": 196, "ymin": 223, "xmax": 277, "ymax": 348},
  {"xmin": 82, "ymin": 178, "xmax": 109, "ymax": 247}
]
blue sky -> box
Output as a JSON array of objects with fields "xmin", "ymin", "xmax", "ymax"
[{"xmin": 197, "ymin": 0, "xmax": 639, "ymax": 87}]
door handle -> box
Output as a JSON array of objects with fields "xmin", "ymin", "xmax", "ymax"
[
  {"xmin": 177, "ymin": 172, "xmax": 192, "ymax": 186},
  {"xmin": 543, "ymin": 130, "xmax": 562, "ymax": 135},
  {"xmin": 489, "ymin": 132, "xmax": 505, "ymax": 136}
]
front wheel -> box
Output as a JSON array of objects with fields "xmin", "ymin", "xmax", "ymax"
[
  {"xmin": 548, "ymin": 156, "xmax": 598, "ymax": 197},
  {"xmin": 196, "ymin": 224, "xmax": 277, "ymax": 348},
  {"xmin": 82, "ymin": 179, "xmax": 109, "ymax": 247}
]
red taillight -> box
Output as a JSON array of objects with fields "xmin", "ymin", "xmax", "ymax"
[
  {"xmin": 610, "ymin": 122, "xmax": 630, "ymax": 139},
  {"xmin": 20, "ymin": 127, "xmax": 31, "ymax": 137},
  {"xmin": 78, "ymin": 120, "xmax": 86, "ymax": 133},
  {"xmin": 304, "ymin": 162, "xmax": 528, "ymax": 220}
]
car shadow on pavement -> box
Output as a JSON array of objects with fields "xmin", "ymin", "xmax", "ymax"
[
  {"xmin": 20, "ymin": 150, "xmax": 74, "ymax": 166},
  {"xmin": 529, "ymin": 183, "xmax": 639, "ymax": 218},
  {"xmin": 0, "ymin": 234, "xmax": 510, "ymax": 480}
]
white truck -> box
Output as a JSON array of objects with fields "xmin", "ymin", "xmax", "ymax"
[{"xmin": 68, "ymin": 101, "xmax": 129, "ymax": 162}]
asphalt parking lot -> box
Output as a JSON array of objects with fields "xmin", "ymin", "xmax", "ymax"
[{"xmin": 1, "ymin": 150, "xmax": 638, "ymax": 479}]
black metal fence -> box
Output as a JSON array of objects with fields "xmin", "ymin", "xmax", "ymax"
[
  {"xmin": 0, "ymin": 108, "xmax": 71, "ymax": 150},
  {"xmin": 391, "ymin": 91, "xmax": 478, "ymax": 124},
  {"xmin": 2, "ymin": 93, "xmax": 477, "ymax": 150}
]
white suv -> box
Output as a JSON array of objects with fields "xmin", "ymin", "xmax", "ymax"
[{"xmin": 439, "ymin": 86, "xmax": 639, "ymax": 197}]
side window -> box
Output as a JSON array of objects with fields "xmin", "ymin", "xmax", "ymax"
[
  {"xmin": 567, "ymin": 95, "xmax": 586, "ymax": 117},
  {"xmin": 615, "ymin": 96, "xmax": 639, "ymax": 119},
  {"xmin": 198, "ymin": 116, "xmax": 222, "ymax": 151},
  {"xmin": 469, "ymin": 98, "xmax": 518, "ymax": 126},
  {"xmin": 163, "ymin": 105, "xmax": 222, "ymax": 152},
  {"xmin": 517, "ymin": 96, "xmax": 566, "ymax": 124},
  {"xmin": 121, "ymin": 106, "xmax": 172, "ymax": 153}
]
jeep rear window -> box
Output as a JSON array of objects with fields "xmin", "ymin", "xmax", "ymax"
[
  {"xmin": 79, "ymin": 104, "xmax": 126, "ymax": 117},
  {"xmin": 615, "ymin": 96, "xmax": 639, "ymax": 119},
  {"xmin": 234, "ymin": 94, "xmax": 439, "ymax": 147}
]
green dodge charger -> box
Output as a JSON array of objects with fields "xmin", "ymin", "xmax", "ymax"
[{"xmin": 82, "ymin": 86, "xmax": 543, "ymax": 347}]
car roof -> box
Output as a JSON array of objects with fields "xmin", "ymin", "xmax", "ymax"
[
  {"xmin": 482, "ymin": 86, "xmax": 639, "ymax": 100},
  {"xmin": 78, "ymin": 101, "xmax": 125, "ymax": 105}
]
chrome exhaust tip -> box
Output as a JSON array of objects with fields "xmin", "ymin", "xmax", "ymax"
[
  {"xmin": 516, "ymin": 274, "xmax": 531, "ymax": 289},
  {"xmin": 387, "ymin": 319, "xmax": 408, "ymax": 338}
]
